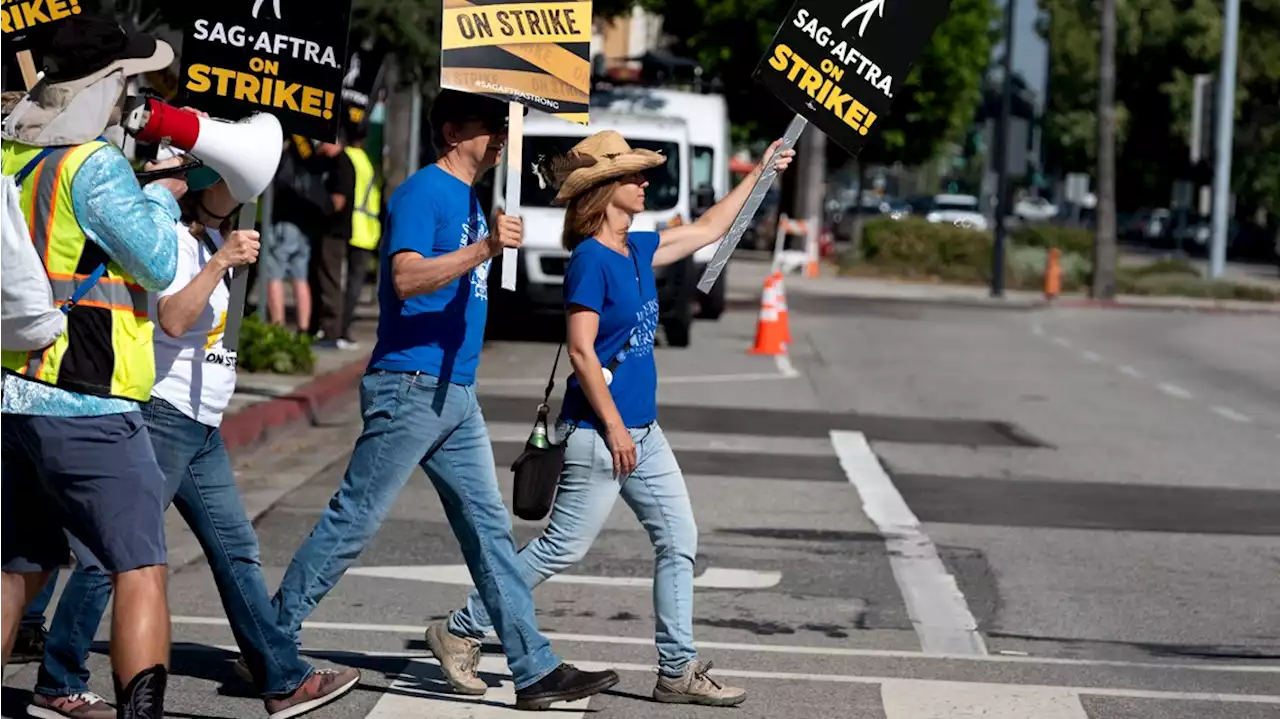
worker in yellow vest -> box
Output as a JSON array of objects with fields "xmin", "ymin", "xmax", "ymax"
[
  {"xmin": 339, "ymin": 124, "xmax": 382, "ymax": 347},
  {"xmin": 0, "ymin": 16, "xmax": 181, "ymax": 719}
]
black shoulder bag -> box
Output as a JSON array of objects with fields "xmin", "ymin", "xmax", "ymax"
[{"xmin": 510, "ymin": 334, "xmax": 634, "ymax": 521}]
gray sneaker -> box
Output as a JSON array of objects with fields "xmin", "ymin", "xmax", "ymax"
[
  {"xmin": 424, "ymin": 620, "xmax": 487, "ymax": 695},
  {"xmin": 653, "ymin": 660, "xmax": 747, "ymax": 707},
  {"xmin": 26, "ymin": 692, "xmax": 115, "ymax": 719}
]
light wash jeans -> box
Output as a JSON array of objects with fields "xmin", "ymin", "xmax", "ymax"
[
  {"xmin": 450, "ymin": 421, "xmax": 699, "ymax": 678},
  {"xmin": 271, "ymin": 369, "xmax": 561, "ymax": 689},
  {"xmin": 36, "ymin": 397, "xmax": 313, "ymax": 698}
]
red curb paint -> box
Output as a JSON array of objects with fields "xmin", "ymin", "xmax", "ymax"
[{"xmin": 221, "ymin": 354, "xmax": 371, "ymax": 452}]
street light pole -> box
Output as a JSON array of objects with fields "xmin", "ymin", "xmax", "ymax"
[
  {"xmin": 1209, "ymin": 0, "xmax": 1239, "ymax": 279},
  {"xmin": 990, "ymin": 0, "xmax": 1015, "ymax": 298}
]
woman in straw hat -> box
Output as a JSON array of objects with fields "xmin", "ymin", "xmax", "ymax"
[{"xmin": 429, "ymin": 130, "xmax": 793, "ymax": 707}]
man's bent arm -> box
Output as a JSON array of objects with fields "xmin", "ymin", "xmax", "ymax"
[
  {"xmin": 72, "ymin": 147, "xmax": 180, "ymax": 292},
  {"xmin": 391, "ymin": 243, "xmax": 493, "ymax": 300}
]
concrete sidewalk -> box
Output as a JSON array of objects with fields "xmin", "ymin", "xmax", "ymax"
[{"xmin": 221, "ymin": 307, "xmax": 377, "ymax": 451}]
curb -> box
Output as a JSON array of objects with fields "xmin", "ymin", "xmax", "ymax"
[
  {"xmin": 1050, "ymin": 297, "xmax": 1280, "ymax": 316},
  {"xmin": 221, "ymin": 352, "xmax": 371, "ymax": 452}
]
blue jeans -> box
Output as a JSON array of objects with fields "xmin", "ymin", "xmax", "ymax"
[
  {"xmin": 22, "ymin": 570, "xmax": 58, "ymax": 627},
  {"xmin": 271, "ymin": 370, "xmax": 561, "ymax": 690},
  {"xmin": 450, "ymin": 422, "xmax": 699, "ymax": 678},
  {"xmin": 36, "ymin": 397, "xmax": 313, "ymax": 698}
]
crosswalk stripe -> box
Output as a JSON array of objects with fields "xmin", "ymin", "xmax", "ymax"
[
  {"xmin": 881, "ymin": 681, "xmax": 1089, "ymax": 718},
  {"xmin": 366, "ymin": 656, "xmax": 590, "ymax": 718},
  {"xmin": 344, "ymin": 564, "xmax": 782, "ymax": 589}
]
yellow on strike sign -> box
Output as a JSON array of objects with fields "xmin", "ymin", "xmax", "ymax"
[{"xmin": 441, "ymin": 0, "xmax": 592, "ymax": 124}]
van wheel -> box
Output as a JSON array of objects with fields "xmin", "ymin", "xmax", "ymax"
[
  {"xmin": 696, "ymin": 274, "xmax": 727, "ymax": 320},
  {"xmin": 662, "ymin": 317, "xmax": 692, "ymax": 348}
]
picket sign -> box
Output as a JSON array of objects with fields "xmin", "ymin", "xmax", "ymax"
[
  {"xmin": 502, "ymin": 102, "xmax": 523, "ymax": 292},
  {"xmin": 219, "ymin": 203, "xmax": 259, "ymax": 352},
  {"xmin": 697, "ymin": 114, "xmax": 808, "ymax": 293}
]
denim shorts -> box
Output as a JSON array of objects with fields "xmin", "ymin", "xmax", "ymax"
[
  {"xmin": 265, "ymin": 221, "xmax": 312, "ymax": 281},
  {"xmin": 1, "ymin": 412, "xmax": 168, "ymax": 574}
]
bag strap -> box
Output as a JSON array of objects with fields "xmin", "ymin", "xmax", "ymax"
[
  {"xmin": 13, "ymin": 142, "xmax": 110, "ymax": 315},
  {"xmin": 194, "ymin": 228, "xmax": 233, "ymax": 292},
  {"xmin": 542, "ymin": 343, "xmax": 564, "ymax": 407}
]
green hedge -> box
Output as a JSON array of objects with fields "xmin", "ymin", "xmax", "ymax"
[{"xmin": 842, "ymin": 218, "xmax": 1278, "ymax": 301}]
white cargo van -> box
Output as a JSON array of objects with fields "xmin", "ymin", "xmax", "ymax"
[
  {"xmin": 488, "ymin": 110, "xmax": 698, "ymax": 347},
  {"xmin": 592, "ymin": 87, "xmax": 731, "ymax": 319}
]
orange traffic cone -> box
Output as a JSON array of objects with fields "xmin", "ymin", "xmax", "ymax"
[
  {"xmin": 774, "ymin": 272, "xmax": 793, "ymax": 344},
  {"xmin": 1044, "ymin": 247, "xmax": 1061, "ymax": 299},
  {"xmin": 749, "ymin": 273, "xmax": 791, "ymax": 355}
]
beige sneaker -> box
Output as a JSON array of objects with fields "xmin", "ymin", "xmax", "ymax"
[
  {"xmin": 653, "ymin": 660, "xmax": 746, "ymax": 707},
  {"xmin": 424, "ymin": 620, "xmax": 486, "ymax": 695}
]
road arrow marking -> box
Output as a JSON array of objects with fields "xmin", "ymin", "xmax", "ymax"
[
  {"xmin": 346, "ymin": 565, "xmax": 782, "ymax": 590},
  {"xmin": 366, "ymin": 655, "xmax": 589, "ymax": 718}
]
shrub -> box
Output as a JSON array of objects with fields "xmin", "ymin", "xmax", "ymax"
[
  {"xmin": 855, "ymin": 218, "xmax": 993, "ymax": 282},
  {"xmin": 237, "ymin": 315, "xmax": 316, "ymax": 374},
  {"xmin": 1010, "ymin": 225, "xmax": 1093, "ymax": 256},
  {"xmin": 1118, "ymin": 258, "xmax": 1200, "ymax": 280},
  {"xmin": 1116, "ymin": 274, "xmax": 1278, "ymax": 301},
  {"xmin": 1007, "ymin": 246, "xmax": 1091, "ymax": 292}
]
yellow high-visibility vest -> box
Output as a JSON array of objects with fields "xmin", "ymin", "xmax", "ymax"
[
  {"xmin": 1, "ymin": 140, "xmax": 156, "ymax": 402},
  {"xmin": 345, "ymin": 146, "xmax": 381, "ymax": 251}
]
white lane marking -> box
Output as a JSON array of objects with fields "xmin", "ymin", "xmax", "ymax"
[
  {"xmin": 829, "ymin": 431, "xmax": 988, "ymax": 656},
  {"xmin": 345, "ymin": 564, "xmax": 782, "ymax": 590},
  {"xmin": 1052, "ymin": 337, "xmax": 1071, "ymax": 347},
  {"xmin": 1081, "ymin": 350, "xmax": 1104, "ymax": 363},
  {"xmin": 881, "ymin": 681, "xmax": 1089, "ymax": 719},
  {"xmin": 1159, "ymin": 383, "xmax": 1193, "ymax": 399},
  {"xmin": 174, "ymin": 619, "xmax": 1280, "ymax": 673},
  {"xmin": 1211, "ymin": 406, "xmax": 1252, "ymax": 423},
  {"xmin": 366, "ymin": 656, "xmax": 589, "ymax": 718},
  {"xmin": 1119, "ymin": 365, "xmax": 1143, "ymax": 378},
  {"xmin": 196, "ymin": 643, "xmax": 1280, "ymax": 704},
  {"xmin": 775, "ymin": 352, "xmax": 800, "ymax": 378}
]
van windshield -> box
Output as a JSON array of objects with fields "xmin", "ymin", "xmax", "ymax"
[{"xmin": 520, "ymin": 136, "xmax": 682, "ymax": 211}]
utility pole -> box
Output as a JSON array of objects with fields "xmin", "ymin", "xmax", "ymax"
[
  {"xmin": 1209, "ymin": 0, "xmax": 1239, "ymax": 278},
  {"xmin": 1093, "ymin": 0, "xmax": 1118, "ymax": 299},
  {"xmin": 989, "ymin": 0, "xmax": 1015, "ymax": 298}
]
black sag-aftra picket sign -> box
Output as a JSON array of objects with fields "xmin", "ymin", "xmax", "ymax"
[
  {"xmin": 177, "ymin": 0, "xmax": 353, "ymax": 142},
  {"xmin": 754, "ymin": 0, "xmax": 953, "ymax": 157}
]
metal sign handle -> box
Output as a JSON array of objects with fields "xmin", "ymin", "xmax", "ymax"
[
  {"xmin": 219, "ymin": 199, "xmax": 259, "ymax": 352},
  {"xmin": 696, "ymin": 114, "xmax": 809, "ymax": 294}
]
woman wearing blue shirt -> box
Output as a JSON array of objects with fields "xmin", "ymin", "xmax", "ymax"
[{"xmin": 430, "ymin": 130, "xmax": 793, "ymax": 706}]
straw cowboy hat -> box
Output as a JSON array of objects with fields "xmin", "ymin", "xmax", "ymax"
[{"xmin": 537, "ymin": 130, "xmax": 667, "ymax": 204}]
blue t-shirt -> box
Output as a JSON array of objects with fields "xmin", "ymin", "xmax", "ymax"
[
  {"xmin": 369, "ymin": 165, "xmax": 492, "ymax": 385},
  {"xmin": 560, "ymin": 231, "xmax": 661, "ymax": 429}
]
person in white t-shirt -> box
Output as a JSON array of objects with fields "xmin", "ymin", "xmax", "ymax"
[{"xmin": 30, "ymin": 156, "xmax": 361, "ymax": 719}]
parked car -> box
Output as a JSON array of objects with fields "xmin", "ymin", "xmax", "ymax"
[
  {"xmin": 923, "ymin": 194, "xmax": 989, "ymax": 231},
  {"xmin": 1014, "ymin": 196, "xmax": 1059, "ymax": 223}
]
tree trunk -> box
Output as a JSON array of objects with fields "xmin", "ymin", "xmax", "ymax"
[
  {"xmin": 1093, "ymin": 0, "xmax": 1119, "ymax": 299},
  {"xmin": 849, "ymin": 160, "xmax": 869, "ymax": 256}
]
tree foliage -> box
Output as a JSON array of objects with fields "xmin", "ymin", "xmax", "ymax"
[{"xmin": 1040, "ymin": 0, "xmax": 1280, "ymax": 214}]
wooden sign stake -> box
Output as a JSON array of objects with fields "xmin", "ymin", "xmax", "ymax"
[
  {"xmin": 501, "ymin": 101, "xmax": 523, "ymax": 291},
  {"xmin": 17, "ymin": 50, "xmax": 39, "ymax": 89}
]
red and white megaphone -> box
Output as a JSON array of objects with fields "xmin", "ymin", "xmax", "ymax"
[{"xmin": 123, "ymin": 97, "xmax": 283, "ymax": 203}]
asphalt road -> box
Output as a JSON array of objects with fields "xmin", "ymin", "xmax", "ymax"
[{"xmin": 4, "ymin": 260, "xmax": 1278, "ymax": 719}]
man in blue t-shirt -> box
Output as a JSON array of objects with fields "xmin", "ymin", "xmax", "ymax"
[{"xmin": 271, "ymin": 90, "xmax": 619, "ymax": 710}]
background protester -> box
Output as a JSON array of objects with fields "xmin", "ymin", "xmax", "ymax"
[
  {"xmin": 339, "ymin": 122, "xmax": 382, "ymax": 349},
  {"xmin": 310, "ymin": 136, "xmax": 356, "ymax": 348},
  {"xmin": 265, "ymin": 137, "xmax": 328, "ymax": 334}
]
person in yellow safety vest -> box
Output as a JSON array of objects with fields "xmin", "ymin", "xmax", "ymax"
[
  {"xmin": 339, "ymin": 124, "xmax": 382, "ymax": 347},
  {"xmin": 0, "ymin": 16, "xmax": 183, "ymax": 719}
]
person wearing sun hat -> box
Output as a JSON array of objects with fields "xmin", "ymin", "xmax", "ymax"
[
  {"xmin": 430, "ymin": 129, "xmax": 795, "ymax": 707},
  {"xmin": 1, "ymin": 13, "xmax": 190, "ymax": 719}
]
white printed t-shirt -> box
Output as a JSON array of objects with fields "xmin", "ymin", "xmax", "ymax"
[{"xmin": 149, "ymin": 224, "xmax": 237, "ymax": 427}]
